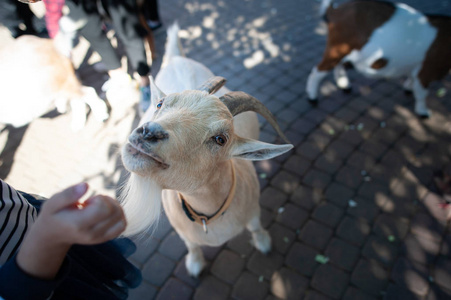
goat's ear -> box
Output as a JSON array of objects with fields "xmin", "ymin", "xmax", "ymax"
[
  {"xmin": 230, "ymin": 136, "xmax": 293, "ymax": 161},
  {"xmin": 150, "ymin": 76, "xmax": 166, "ymax": 106}
]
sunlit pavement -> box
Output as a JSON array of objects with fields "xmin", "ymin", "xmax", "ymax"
[{"xmin": 1, "ymin": 0, "xmax": 451, "ymax": 299}]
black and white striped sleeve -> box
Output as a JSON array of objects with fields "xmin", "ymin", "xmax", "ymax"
[{"xmin": 0, "ymin": 180, "xmax": 37, "ymax": 266}]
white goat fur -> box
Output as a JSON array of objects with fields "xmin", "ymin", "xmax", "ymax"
[
  {"xmin": 0, "ymin": 35, "xmax": 109, "ymax": 131},
  {"xmin": 120, "ymin": 24, "xmax": 292, "ymax": 276}
]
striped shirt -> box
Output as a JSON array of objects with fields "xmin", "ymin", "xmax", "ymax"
[{"xmin": 0, "ymin": 180, "xmax": 37, "ymax": 266}]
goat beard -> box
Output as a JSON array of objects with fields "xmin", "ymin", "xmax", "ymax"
[{"xmin": 119, "ymin": 173, "xmax": 163, "ymax": 237}]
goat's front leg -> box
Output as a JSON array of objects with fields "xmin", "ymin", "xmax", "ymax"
[
  {"xmin": 334, "ymin": 64, "xmax": 351, "ymax": 93},
  {"xmin": 306, "ymin": 66, "xmax": 329, "ymax": 104},
  {"xmin": 69, "ymin": 98, "xmax": 87, "ymax": 132},
  {"xmin": 247, "ymin": 213, "xmax": 271, "ymax": 254},
  {"xmin": 412, "ymin": 76, "xmax": 430, "ymax": 118},
  {"xmin": 81, "ymin": 86, "xmax": 109, "ymax": 122},
  {"xmin": 184, "ymin": 239, "xmax": 206, "ymax": 278}
]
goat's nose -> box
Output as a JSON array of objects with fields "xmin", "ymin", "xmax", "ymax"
[{"xmin": 137, "ymin": 122, "xmax": 168, "ymax": 142}]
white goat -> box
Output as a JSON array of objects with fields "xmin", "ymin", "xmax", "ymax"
[
  {"xmin": 0, "ymin": 35, "xmax": 109, "ymax": 131},
  {"xmin": 120, "ymin": 24, "xmax": 293, "ymax": 277},
  {"xmin": 307, "ymin": 0, "xmax": 451, "ymax": 118}
]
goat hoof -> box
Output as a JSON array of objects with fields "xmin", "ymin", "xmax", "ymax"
[
  {"xmin": 308, "ymin": 98, "xmax": 318, "ymax": 106},
  {"xmin": 341, "ymin": 87, "xmax": 352, "ymax": 94}
]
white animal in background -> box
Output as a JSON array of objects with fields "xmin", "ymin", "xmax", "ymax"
[
  {"xmin": 120, "ymin": 24, "xmax": 293, "ymax": 277},
  {"xmin": 0, "ymin": 35, "xmax": 109, "ymax": 131},
  {"xmin": 307, "ymin": 0, "xmax": 451, "ymax": 118}
]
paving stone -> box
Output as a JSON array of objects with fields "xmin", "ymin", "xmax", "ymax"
[
  {"xmin": 325, "ymin": 182, "xmax": 354, "ymax": 207},
  {"xmin": 152, "ymin": 215, "xmax": 173, "ymax": 241},
  {"xmin": 283, "ymin": 154, "xmax": 311, "ymax": 176},
  {"xmin": 383, "ymin": 283, "xmax": 422, "ymax": 300},
  {"xmin": 142, "ymin": 253, "xmax": 176, "ymax": 287},
  {"xmin": 335, "ymin": 165, "xmax": 363, "ymax": 189},
  {"xmin": 401, "ymin": 233, "xmax": 441, "ymax": 265},
  {"xmin": 432, "ymin": 256, "xmax": 451, "ymax": 291},
  {"xmin": 268, "ymin": 222, "xmax": 297, "ymax": 254},
  {"xmin": 334, "ymin": 106, "xmax": 360, "ymax": 123},
  {"xmin": 290, "ymin": 184, "xmax": 323, "ymax": 211},
  {"xmin": 247, "ymin": 251, "xmax": 284, "ymax": 280},
  {"xmin": 193, "ymin": 275, "xmax": 230, "ymax": 300},
  {"xmin": 342, "ymin": 286, "xmax": 377, "ymax": 300},
  {"xmin": 325, "ymin": 238, "xmax": 360, "ymax": 272},
  {"xmin": 231, "ymin": 271, "xmax": 269, "ymax": 300},
  {"xmin": 359, "ymin": 140, "xmax": 388, "ymax": 159},
  {"xmin": 285, "ymin": 242, "xmax": 319, "ymax": 277},
  {"xmin": 201, "ymin": 245, "xmax": 223, "ymax": 261},
  {"xmin": 255, "ymin": 159, "xmax": 282, "ymax": 181},
  {"xmin": 347, "ymin": 151, "xmax": 376, "ymax": 171},
  {"xmin": 299, "ymin": 219, "xmax": 333, "ymax": 250},
  {"xmin": 327, "ymin": 139, "xmax": 355, "ymax": 159},
  {"xmin": 271, "ymin": 268, "xmax": 309, "ymax": 300},
  {"xmin": 339, "ymin": 129, "xmax": 364, "ymax": 146},
  {"xmin": 373, "ymin": 213, "xmax": 410, "ymax": 242},
  {"xmin": 260, "ymin": 207, "xmax": 274, "ymax": 229},
  {"xmin": 275, "ymin": 202, "xmax": 309, "ymax": 230},
  {"xmin": 304, "ymin": 290, "xmax": 333, "ymax": 300},
  {"xmin": 410, "ymin": 212, "xmax": 445, "ymax": 243},
  {"xmin": 129, "ymin": 234, "xmax": 160, "ymax": 267},
  {"xmin": 426, "ymin": 284, "xmax": 451, "ymax": 300},
  {"xmin": 260, "ymin": 186, "xmax": 288, "ymax": 212},
  {"xmin": 156, "ymin": 278, "xmax": 193, "ymax": 300},
  {"xmin": 312, "ymin": 201, "xmax": 344, "ymax": 227},
  {"xmin": 362, "ymin": 235, "xmax": 399, "ymax": 267},
  {"xmin": 270, "ymin": 170, "xmax": 300, "ymax": 194},
  {"xmin": 419, "ymin": 192, "xmax": 449, "ymax": 226},
  {"xmin": 302, "ymin": 168, "xmax": 332, "ymax": 190},
  {"xmin": 314, "ymin": 150, "xmax": 343, "ymax": 174},
  {"xmin": 311, "ymin": 264, "xmax": 350, "ymax": 299},
  {"xmin": 391, "ymin": 257, "xmax": 430, "ymax": 297},
  {"xmin": 211, "ymin": 249, "xmax": 245, "ymax": 284},
  {"xmin": 128, "ymin": 282, "xmax": 158, "ymax": 300},
  {"xmin": 291, "ymin": 118, "xmax": 317, "ymax": 134},
  {"xmin": 336, "ymin": 216, "xmax": 371, "ymax": 246},
  {"xmin": 173, "ymin": 258, "xmax": 201, "ymax": 288},
  {"xmin": 351, "ymin": 259, "xmax": 389, "ymax": 296},
  {"xmin": 158, "ymin": 231, "xmax": 187, "ymax": 261},
  {"xmin": 227, "ymin": 231, "xmax": 254, "ymax": 257},
  {"xmin": 357, "ymin": 180, "xmax": 390, "ymax": 201},
  {"xmin": 296, "ymin": 140, "xmax": 322, "ymax": 160},
  {"xmin": 346, "ymin": 196, "xmax": 380, "ymax": 223}
]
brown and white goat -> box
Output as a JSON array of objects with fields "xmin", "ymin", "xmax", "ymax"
[
  {"xmin": 307, "ymin": 0, "xmax": 451, "ymax": 117},
  {"xmin": 0, "ymin": 35, "xmax": 109, "ymax": 131},
  {"xmin": 120, "ymin": 24, "xmax": 293, "ymax": 277}
]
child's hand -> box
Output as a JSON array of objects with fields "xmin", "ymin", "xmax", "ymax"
[
  {"xmin": 17, "ymin": 183, "xmax": 126, "ymax": 279},
  {"xmin": 34, "ymin": 182, "xmax": 126, "ymax": 246}
]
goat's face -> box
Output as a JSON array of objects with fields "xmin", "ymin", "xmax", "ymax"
[
  {"xmin": 122, "ymin": 90, "xmax": 237, "ymax": 190},
  {"xmin": 121, "ymin": 76, "xmax": 293, "ymax": 192}
]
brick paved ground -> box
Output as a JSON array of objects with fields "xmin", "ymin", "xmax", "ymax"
[{"xmin": 1, "ymin": 0, "xmax": 451, "ymax": 299}]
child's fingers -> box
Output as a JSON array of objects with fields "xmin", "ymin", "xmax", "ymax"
[
  {"xmin": 76, "ymin": 195, "xmax": 122, "ymax": 228},
  {"xmin": 101, "ymin": 220, "xmax": 127, "ymax": 241},
  {"xmin": 87, "ymin": 205, "xmax": 125, "ymax": 239},
  {"xmin": 44, "ymin": 183, "xmax": 89, "ymax": 212}
]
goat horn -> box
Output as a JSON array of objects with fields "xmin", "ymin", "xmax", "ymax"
[
  {"xmin": 197, "ymin": 76, "xmax": 227, "ymax": 95},
  {"xmin": 220, "ymin": 91, "xmax": 290, "ymax": 143}
]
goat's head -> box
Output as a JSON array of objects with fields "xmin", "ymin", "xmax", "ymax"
[
  {"xmin": 120, "ymin": 76, "xmax": 292, "ymax": 236},
  {"xmin": 122, "ymin": 76, "xmax": 292, "ymax": 191}
]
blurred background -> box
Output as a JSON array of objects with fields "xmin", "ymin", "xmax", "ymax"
[{"xmin": 1, "ymin": 0, "xmax": 451, "ymax": 299}]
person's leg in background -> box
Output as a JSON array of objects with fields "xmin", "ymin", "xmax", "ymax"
[
  {"xmin": 143, "ymin": 0, "xmax": 162, "ymax": 30},
  {"xmin": 105, "ymin": 0, "xmax": 151, "ymax": 112}
]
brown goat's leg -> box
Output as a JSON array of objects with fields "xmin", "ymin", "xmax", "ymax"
[
  {"xmin": 247, "ymin": 212, "xmax": 271, "ymax": 254},
  {"xmin": 183, "ymin": 239, "xmax": 206, "ymax": 278}
]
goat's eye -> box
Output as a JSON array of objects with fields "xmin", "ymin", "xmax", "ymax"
[
  {"xmin": 214, "ymin": 135, "xmax": 227, "ymax": 146},
  {"xmin": 156, "ymin": 101, "xmax": 163, "ymax": 109}
]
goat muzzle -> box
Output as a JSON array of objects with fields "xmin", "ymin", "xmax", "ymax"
[
  {"xmin": 219, "ymin": 91, "xmax": 290, "ymax": 143},
  {"xmin": 136, "ymin": 122, "xmax": 168, "ymax": 142}
]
